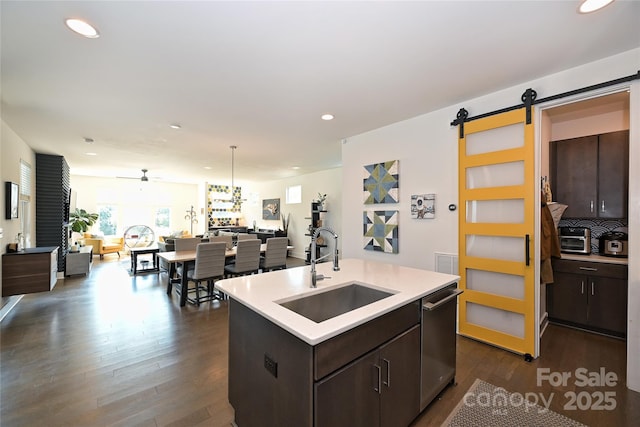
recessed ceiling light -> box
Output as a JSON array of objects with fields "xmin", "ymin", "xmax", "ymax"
[
  {"xmin": 578, "ymin": 0, "xmax": 615, "ymax": 13},
  {"xmin": 204, "ymin": 166, "xmax": 212, "ymax": 170},
  {"xmin": 65, "ymin": 18, "xmax": 100, "ymax": 38},
  {"xmin": 321, "ymin": 114, "xmax": 334, "ymax": 121},
  {"xmin": 85, "ymin": 152, "xmax": 97, "ymax": 156},
  {"xmin": 169, "ymin": 123, "xmax": 181, "ymax": 129},
  {"xmin": 292, "ymin": 166, "xmax": 300, "ymax": 170}
]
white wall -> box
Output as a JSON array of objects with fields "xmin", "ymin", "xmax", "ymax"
[
  {"xmin": 242, "ymin": 168, "xmax": 342, "ymax": 260},
  {"xmin": 342, "ymin": 111, "xmax": 458, "ymax": 270},
  {"xmin": 342, "ymin": 48, "xmax": 639, "ymax": 391},
  {"xmin": 1, "ymin": 120, "xmax": 37, "ymax": 296}
]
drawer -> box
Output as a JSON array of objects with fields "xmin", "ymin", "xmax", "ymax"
[{"xmin": 552, "ymin": 259, "xmax": 627, "ymax": 279}]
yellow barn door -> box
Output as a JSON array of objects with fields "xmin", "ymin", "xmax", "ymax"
[{"xmin": 457, "ymin": 108, "xmax": 536, "ymax": 357}]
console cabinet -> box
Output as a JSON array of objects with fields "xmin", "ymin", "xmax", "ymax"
[
  {"xmin": 547, "ymin": 259, "xmax": 627, "ymax": 337},
  {"xmin": 2, "ymin": 247, "xmax": 58, "ymax": 296},
  {"xmin": 65, "ymin": 246, "xmax": 93, "ymax": 276},
  {"xmin": 551, "ymin": 130, "xmax": 629, "ymax": 218}
]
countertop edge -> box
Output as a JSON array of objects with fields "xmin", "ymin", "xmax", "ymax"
[
  {"xmin": 217, "ymin": 259, "xmax": 460, "ymax": 345},
  {"xmin": 559, "ymin": 253, "xmax": 628, "ymax": 265}
]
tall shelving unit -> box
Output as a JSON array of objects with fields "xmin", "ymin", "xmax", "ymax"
[{"xmin": 305, "ymin": 202, "xmax": 327, "ymax": 264}]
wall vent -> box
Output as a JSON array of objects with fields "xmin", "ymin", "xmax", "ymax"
[{"xmin": 435, "ymin": 252, "xmax": 459, "ymax": 275}]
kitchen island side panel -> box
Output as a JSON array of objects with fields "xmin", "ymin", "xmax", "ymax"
[{"xmin": 228, "ymin": 298, "xmax": 313, "ymax": 427}]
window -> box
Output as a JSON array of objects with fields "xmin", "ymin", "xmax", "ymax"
[
  {"xmin": 19, "ymin": 159, "xmax": 31, "ymax": 199},
  {"xmin": 286, "ymin": 185, "xmax": 302, "ymax": 204},
  {"xmin": 98, "ymin": 205, "xmax": 118, "ymax": 236},
  {"xmin": 155, "ymin": 207, "xmax": 171, "ymax": 236}
]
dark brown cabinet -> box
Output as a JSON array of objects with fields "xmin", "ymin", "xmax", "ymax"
[
  {"xmin": 551, "ymin": 130, "xmax": 628, "ymax": 218},
  {"xmin": 547, "ymin": 259, "xmax": 627, "ymax": 337},
  {"xmin": 2, "ymin": 247, "xmax": 58, "ymax": 296},
  {"xmin": 314, "ymin": 325, "xmax": 420, "ymax": 427},
  {"xmin": 228, "ymin": 298, "xmax": 421, "ymax": 427}
]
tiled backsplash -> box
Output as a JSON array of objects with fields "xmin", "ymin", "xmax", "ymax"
[{"xmin": 558, "ymin": 218, "xmax": 628, "ymax": 253}]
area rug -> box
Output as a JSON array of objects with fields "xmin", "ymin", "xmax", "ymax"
[{"xmin": 443, "ymin": 379, "xmax": 588, "ymax": 427}]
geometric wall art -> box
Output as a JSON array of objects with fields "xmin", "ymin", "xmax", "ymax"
[
  {"xmin": 363, "ymin": 210, "xmax": 399, "ymax": 253},
  {"xmin": 411, "ymin": 193, "xmax": 435, "ymax": 219},
  {"xmin": 363, "ymin": 160, "xmax": 399, "ymax": 204}
]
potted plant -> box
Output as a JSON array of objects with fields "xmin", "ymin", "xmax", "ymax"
[
  {"xmin": 69, "ymin": 208, "xmax": 99, "ymax": 234},
  {"xmin": 279, "ymin": 212, "xmax": 290, "ymax": 236},
  {"xmin": 316, "ymin": 193, "xmax": 327, "ymax": 211}
]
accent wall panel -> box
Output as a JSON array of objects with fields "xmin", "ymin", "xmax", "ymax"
[{"xmin": 36, "ymin": 153, "xmax": 70, "ymax": 272}]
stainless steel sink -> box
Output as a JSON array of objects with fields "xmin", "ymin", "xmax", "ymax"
[{"xmin": 277, "ymin": 282, "xmax": 394, "ymax": 323}]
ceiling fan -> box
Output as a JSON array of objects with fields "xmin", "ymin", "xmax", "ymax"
[{"xmin": 116, "ymin": 168, "xmax": 157, "ymax": 182}]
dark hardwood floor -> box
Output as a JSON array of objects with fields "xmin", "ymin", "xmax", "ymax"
[{"xmin": 1, "ymin": 256, "xmax": 638, "ymax": 426}]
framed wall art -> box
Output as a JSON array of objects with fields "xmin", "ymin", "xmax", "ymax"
[
  {"xmin": 5, "ymin": 181, "xmax": 19, "ymax": 220},
  {"xmin": 363, "ymin": 160, "xmax": 399, "ymax": 204},
  {"xmin": 411, "ymin": 193, "xmax": 435, "ymax": 219},
  {"xmin": 363, "ymin": 210, "xmax": 398, "ymax": 254},
  {"xmin": 262, "ymin": 198, "xmax": 280, "ymax": 220}
]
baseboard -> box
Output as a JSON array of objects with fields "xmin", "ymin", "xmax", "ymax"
[
  {"xmin": 0, "ymin": 295, "xmax": 24, "ymax": 323},
  {"xmin": 539, "ymin": 311, "xmax": 549, "ymax": 336}
]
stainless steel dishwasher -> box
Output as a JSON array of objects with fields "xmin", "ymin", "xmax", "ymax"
[{"xmin": 420, "ymin": 283, "xmax": 463, "ymax": 411}]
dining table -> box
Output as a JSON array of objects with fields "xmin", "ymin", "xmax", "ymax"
[{"xmin": 157, "ymin": 243, "xmax": 293, "ymax": 306}]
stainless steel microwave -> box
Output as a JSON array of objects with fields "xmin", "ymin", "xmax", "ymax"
[{"xmin": 558, "ymin": 227, "xmax": 591, "ymax": 254}]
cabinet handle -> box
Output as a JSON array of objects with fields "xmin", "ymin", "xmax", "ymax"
[
  {"xmin": 590, "ymin": 200, "xmax": 594, "ymax": 213},
  {"xmin": 601, "ymin": 200, "xmax": 605, "ymax": 213},
  {"xmin": 382, "ymin": 358, "xmax": 391, "ymax": 387},
  {"xmin": 591, "ymin": 282, "xmax": 595, "ymax": 296},
  {"xmin": 581, "ymin": 281, "xmax": 584, "ymax": 294},
  {"xmin": 525, "ymin": 234, "xmax": 530, "ymax": 266},
  {"xmin": 373, "ymin": 364, "xmax": 381, "ymax": 394},
  {"xmin": 579, "ymin": 267, "xmax": 597, "ymax": 272}
]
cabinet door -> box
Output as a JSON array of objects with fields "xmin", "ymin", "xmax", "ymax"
[
  {"xmin": 587, "ymin": 277, "xmax": 628, "ymax": 337},
  {"xmin": 598, "ymin": 130, "xmax": 629, "ymax": 218},
  {"xmin": 552, "ymin": 136, "xmax": 598, "ymax": 218},
  {"xmin": 379, "ymin": 325, "xmax": 420, "ymax": 427},
  {"xmin": 315, "ymin": 351, "xmax": 380, "ymax": 427},
  {"xmin": 547, "ymin": 271, "xmax": 588, "ymax": 325}
]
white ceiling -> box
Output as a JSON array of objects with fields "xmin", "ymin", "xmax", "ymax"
[{"xmin": 2, "ymin": 1, "xmax": 639, "ymax": 184}]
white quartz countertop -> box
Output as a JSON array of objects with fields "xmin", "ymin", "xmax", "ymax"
[
  {"xmin": 216, "ymin": 258, "xmax": 460, "ymax": 345},
  {"xmin": 560, "ymin": 253, "xmax": 628, "ymax": 265}
]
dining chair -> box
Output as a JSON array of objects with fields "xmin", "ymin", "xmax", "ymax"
[
  {"xmin": 174, "ymin": 237, "xmax": 202, "ymax": 252},
  {"xmin": 179, "ymin": 242, "xmax": 227, "ymax": 305},
  {"xmin": 259, "ymin": 237, "xmax": 288, "ymax": 272},
  {"xmin": 210, "ymin": 234, "xmax": 233, "ymax": 250},
  {"xmin": 224, "ymin": 238, "xmax": 261, "ymax": 277},
  {"xmin": 236, "ymin": 233, "xmax": 259, "ymax": 242}
]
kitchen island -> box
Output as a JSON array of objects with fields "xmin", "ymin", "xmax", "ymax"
[{"xmin": 216, "ymin": 258, "xmax": 459, "ymax": 427}]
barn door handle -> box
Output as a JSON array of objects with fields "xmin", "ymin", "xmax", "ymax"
[{"xmin": 525, "ymin": 234, "xmax": 530, "ymax": 266}]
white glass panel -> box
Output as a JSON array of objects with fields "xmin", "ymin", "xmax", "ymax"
[
  {"xmin": 466, "ymin": 235, "xmax": 524, "ymax": 262},
  {"xmin": 466, "ymin": 161, "xmax": 524, "ymax": 189},
  {"xmin": 467, "ymin": 302, "xmax": 524, "ymax": 338},
  {"xmin": 466, "ymin": 122, "xmax": 524, "ymax": 155},
  {"xmin": 467, "ymin": 199, "xmax": 524, "ymax": 223},
  {"xmin": 467, "ymin": 269, "xmax": 524, "ymax": 299}
]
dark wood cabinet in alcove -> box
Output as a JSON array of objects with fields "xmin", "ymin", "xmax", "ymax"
[
  {"xmin": 36, "ymin": 153, "xmax": 70, "ymax": 272},
  {"xmin": 551, "ymin": 130, "xmax": 629, "ymax": 219}
]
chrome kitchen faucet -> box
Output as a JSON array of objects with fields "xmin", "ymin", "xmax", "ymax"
[{"xmin": 310, "ymin": 226, "xmax": 340, "ymax": 288}]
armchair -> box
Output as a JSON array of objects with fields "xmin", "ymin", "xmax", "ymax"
[{"xmin": 82, "ymin": 234, "xmax": 125, "ymax": 259}]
